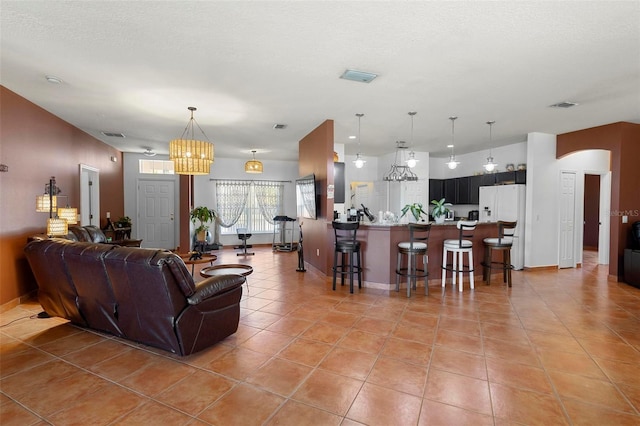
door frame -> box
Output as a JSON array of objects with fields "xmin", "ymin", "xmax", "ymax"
[
  {"xmin": 79, "ymin": 164, "xmax": 100, "ymax": 226},
  {"xmin": 584, "ymin": 170, "xmax": 611, "ymax": 265}
]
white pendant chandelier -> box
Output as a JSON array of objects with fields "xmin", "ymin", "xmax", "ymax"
[
  {"xmin": 405, "ymin": 112, "xmax": 418, "ymax": 168},
  {"xmin": 446, "ymin": 116, "xmax": 460, "ymax": 170},
  {"xmin": 483, "ymin": 120, "xmax": 498, "ymax": 172},
  {"xmin": 353, "ymin": 113, "xmax": 366, "ymax": 168}
]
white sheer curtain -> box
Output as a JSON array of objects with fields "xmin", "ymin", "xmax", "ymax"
[
  {"xmin": 254, "ymin": 181, "xmax": 284, "ymax": 225},
  {"xmin": 215, "ymin": 181, "xmax": 251, "ymax": 228}
]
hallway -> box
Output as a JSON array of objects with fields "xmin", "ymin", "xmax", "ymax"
[{"xmin": 2, "ymin": 246, "xmax": 639, "ymax": 425}]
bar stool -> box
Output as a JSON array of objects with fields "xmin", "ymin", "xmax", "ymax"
[
  {"xmin": 441, "ymin": 220, "xmax": 478, "ymax": 292},
  {"xmin": 332, "ymin": 221, "xmax": 362, "ymax": 294},
  {"xmin": 396, "ymin": 223, "xmax": 431, "ymax": 297},
  {"xmin": 482, "ymin": 221, "xmax": 517, "ymax": 287}
]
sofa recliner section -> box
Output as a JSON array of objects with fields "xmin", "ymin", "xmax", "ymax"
[{"xmin": 24, "ymin": 239, "xmax": 244, "ymax": 355}]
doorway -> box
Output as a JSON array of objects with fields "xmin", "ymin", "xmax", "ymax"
[
  {"xmin": 583, "ymin": 174, "xmax": 600, "ymax": 251},
  {"xmin": 79, "ymin": 164, "xmax": 100, "ymax": 226}
]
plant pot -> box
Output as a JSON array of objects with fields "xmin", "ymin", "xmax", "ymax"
[
  {"xmin": 196, "ymin": 230, "xmax": 208, "ymax": 242},
  {"xmin": 435, "ymin": 215, "xmax": 445, "ymax": 224}
]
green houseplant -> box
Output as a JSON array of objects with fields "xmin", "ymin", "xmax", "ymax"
[
  {"xmin": 115, "ymin": 216, "xmax": 132, "ymax": 228},
  {"xmin": 190, "ymin": 206, "xmax": 216, "ymax": 242},
  {"xmin": 400, "ymin": 202, "xmax": 428, "ymax": 222},
  {"xmin": 430, "ymin": 198, "xmax": 452, "ymax": 223}
]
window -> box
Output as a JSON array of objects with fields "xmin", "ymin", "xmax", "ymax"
[
  {"xmin": 216, "ymin": 181, "xmax": 284, "ymax": 235},
  {"xmin": 139, "ymin": 159, "xmax": 175, "ymax": 174}
]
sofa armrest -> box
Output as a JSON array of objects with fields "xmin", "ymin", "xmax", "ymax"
[{"xmin": 187, "ymin": 274, "xmax": 245, "ymax": 305}]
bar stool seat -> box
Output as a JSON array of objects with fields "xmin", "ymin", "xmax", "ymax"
[
  {"xmin": 441, "ymin": 220, "xmax": 477, "ymax": 292},
  {"xmin": 332, "ymin": 221, "xmax": 362, "ymax": 294},
  {"xmin": 396, "ymin": 223, "xmax": 431, "ymax": 297},
  {"xmin": 482, "ymin": 221, "xmax": 517, "ymax": 287}
]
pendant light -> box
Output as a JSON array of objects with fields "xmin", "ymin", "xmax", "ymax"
[
  {"xmin": 446, "ymin": 116, "xmax": 460, "ymax": 170},
  {"xmin": 405, "ymin": 112, "xmax": 418, "ymax": 168},
  {"xmin": 353, "ymin": 113, "xmax": 366, "ymax": 169},
  {"xmin": 483, "ymin": 120, "xmax": 498, "ymax": 172},
  {"xmin": 245, "ymin": 150, "xmax": 263, "ymax": 173}
]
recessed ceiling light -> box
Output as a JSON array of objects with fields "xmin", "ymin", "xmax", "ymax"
[
  {"xmin": 273, "ymin": 124, "xmax": 287, "ymax": 129},
  {"xmin": 45, "ymin": 75, "xmax": 63, "ymax": 84},
  {"xmin": 349, "ymin": 135, "xmax": 356, "ymax": 139},
  {"xmin": 549, "ymin": 101, "xmax": 579, "ymax": 108},
  {"xmin": 340, "ymin": 69, "xmax": 378, "ymax": 83},
  {"xmin": 447, "ymin": 144, "xmax": 454, "ymax": 148},
  {"xmin": 101, "ymin": 131, "xmax": 126, "ymax": 138}
]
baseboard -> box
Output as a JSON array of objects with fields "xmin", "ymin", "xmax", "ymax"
[
  {"xmin": 0, "ymin": 290, "xmax": 37, "ymax": 314},
  {"xmin": 524, "ymin": 265, "xmax": 558, "ymax": 272}
]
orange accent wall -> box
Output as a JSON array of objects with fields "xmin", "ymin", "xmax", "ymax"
[
  {"xmin": 557, "ymin": 122, "xmax": 640, "ymax": 279},
  {"xmin": 298, "ymin": 120, "xmax": 334, "ymax": 274},
  {"xmin": 0, "ymin": 86, "xmax": 124, "ymax": 307}
]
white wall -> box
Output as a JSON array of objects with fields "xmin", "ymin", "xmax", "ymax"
[
  {"xmin": 524, "ymin": 133, "xmax": 610, "ymax": 268},
  {"xmin": 429, "ymin": 141, "xmax": 527, "ymax": 179}
]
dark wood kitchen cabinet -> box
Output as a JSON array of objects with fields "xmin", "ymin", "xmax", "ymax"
[{"xmin": 429, "ymin": 179, "xmax": 444, "ymax": 202}]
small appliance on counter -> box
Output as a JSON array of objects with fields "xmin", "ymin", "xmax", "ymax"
[
  {"xmin": 444, "ymin": 210, "xmax": 455, "ymax": 221},
  {"xmin": 468, "ymin": 210, "xmax": 479, "ymax": 221}
]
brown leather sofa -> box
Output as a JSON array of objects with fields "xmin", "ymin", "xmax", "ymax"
[{"xmin": 24, "ymin": 239, "xmax": 244, "ymax": 356}]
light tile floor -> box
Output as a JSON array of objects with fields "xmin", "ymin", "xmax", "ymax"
[{"xmin": 1, "ymin": 248, "xmax": 640, "ymax": 425}]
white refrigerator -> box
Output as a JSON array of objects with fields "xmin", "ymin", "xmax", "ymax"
[{"xmin": 479, "ymin": 184, "xmax": 526, "ymax": 270}]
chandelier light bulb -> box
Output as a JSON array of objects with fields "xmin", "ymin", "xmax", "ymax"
[
  {"xmin": 354, "ymin": 153, "xmax": 365, "ymax": 168},
  {"xmin": 483, "ymin": 120, "xmax": 498, "ymax": 172}
]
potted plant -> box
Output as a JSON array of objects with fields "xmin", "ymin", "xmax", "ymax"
[
  {"xmin": 430, "ymin": 198, "xmax": 452, "ymax": 224},
  {"xmin": 400, "ymin": 202, "xmax": 428, "ymax": 222},
  {"xmin": 190, "ymin": 206, "xmax": 215, "ymax": 242},
  {"xmin": 115, "ymin": 216, "xmax": 132, "ymax": 228}
]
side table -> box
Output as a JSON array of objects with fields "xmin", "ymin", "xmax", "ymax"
[{"xmin": 178, "ymin": 253, "xmax": 218, "ymax": 276}]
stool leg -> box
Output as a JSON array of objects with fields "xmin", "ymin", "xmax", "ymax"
[
  {"xmin": 396, "ymin": 252, "xmax": 401, "ymax": 292},
  {"xmin": 457, "ymin": 251, "xmax": 463, "ymax": 292},
  {"xmin": 441, "ymin": 248, "xmax": 448, "ymax": 288},
  {"xmin": 452, "ymin": 250, "xmax": 458, "ymax": 287},
  {"xmin": 407, "ymin": 252, "xmax": 412, "ymax": 298},
  {"xmin": 348, "ymin": 252, "xmax": 354, "ymax": 294},
  {"xmin": 483, "ymin": 245, "xmax": 489, "ymax": 282},
  {"xmin": 423, "ymin": 254, "xmax": 429, "ymax": 295},
  {"xmin": 341, "ymin": 252, "xmax": 346, "ymax": 286},
  {"xmin": 487, "ymin": 247, "xmax": 492, "ymax": 286},
  {"xmin": 469, "ymin": 249, "xmax": 475, "ymax": 290},
  {"xmin": 332, "ymin": 249, "xmax": 338, "ymax": 290},
  {"xmin": 357, "ymin": 250, "xmax": 362, "ymax": 289},
  {"xmin": 506, "ymin": 249, "xmax": 512, "ymax": 287}
]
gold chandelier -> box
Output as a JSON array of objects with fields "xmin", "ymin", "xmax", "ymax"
[
  {"xmin": 169, "ymin": 107, "xmax": 214, "ymax": 175},
  {"xmin": 245, "ymin": 150, "xmax": 263, "ymax": 173}
]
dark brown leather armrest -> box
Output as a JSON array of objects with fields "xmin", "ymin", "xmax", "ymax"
[{"xmin": 187, "ymin": 274, "xmax": 245, "ymax": 305}]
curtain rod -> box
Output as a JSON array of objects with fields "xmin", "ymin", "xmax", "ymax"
[{"xmin": 209, "ymin": 178, "xmax": 292, "ymax": 183}]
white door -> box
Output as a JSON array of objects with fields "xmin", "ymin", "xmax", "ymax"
[
  {"xmin": 138, "ymin": 179, "xmax": 175, "ymax": 249},
  {"xmin": 559, "ymin": 172, "xmax": 576, "ymax": 268},
  {"xmin": 79, "ymin": 164, "xmax": 100, "ymax": 226}
]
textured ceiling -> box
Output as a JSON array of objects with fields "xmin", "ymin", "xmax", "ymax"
[{"xmin": 1, "ymin": 1, "xmax": 639, "ymax": 162}]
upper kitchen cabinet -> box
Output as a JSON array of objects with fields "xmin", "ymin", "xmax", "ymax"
[{"xmin": 429, "ymin": 179, "xmax": 444, "ymax": 202}]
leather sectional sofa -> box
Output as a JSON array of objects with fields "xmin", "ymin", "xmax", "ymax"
[{"xmin": 24, "ymin": 239, "xmax": 244, "ymax": 355}]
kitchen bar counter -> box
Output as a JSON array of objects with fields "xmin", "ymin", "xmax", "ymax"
[{"xmin": 327, "ymin": 221, "xmax": 498, "ymax": 289}]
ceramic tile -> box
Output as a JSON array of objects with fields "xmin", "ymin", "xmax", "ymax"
[
  {"xmin": 346, "ymin": 382, "xmax": 421, "ymax": 426},
  {"xmin": 292, "ymin": 369, "xmax": 362, "ymax": 416},
  {"xmin": 197, "ymin": 383, "xmax": 284, "ymax": 425}
]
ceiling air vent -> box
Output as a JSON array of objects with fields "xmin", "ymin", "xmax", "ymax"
[
  {"xmin": 340, "ymin": 69, "xmax": 378, "ymax": 83},
  {"xmin": 273, "ymin": 124, "xmax": 287, "ymax": 130},
  {"xmin": 549, "ymin": 101, "xmax": 579, "ymax": 108},
  {"xmin": 101, "ymin": 131, "xmax": 126, "ymax": 138}
]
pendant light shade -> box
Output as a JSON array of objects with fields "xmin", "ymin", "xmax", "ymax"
[
  {"xmin": 245, "ymin": 150, "xmax": 263, "ymax": 173},
  {"xmin": 405, "ymin": 112, "xmax": 418, "ymax": 168},
  {"xmin": 445, "ymin": 116, "xmax": 460, "ymax": 170},
  {"xmin": 58, "ymin": 207, "xmax": 78, "ymax": 224},
  {"xmin": 353, "ymin": 113, "xmax": 366, "ymax": 168},
  {"xmin": 169, "ymin": 107, "xmax": 214, "ymax": 175},
  {"xmin": 483, "ymin": 120, "xmax": 498, "ymax": 172},
  {"xmin": 47, "ymin": 218, "xmax": 68, "ymax": 236}
]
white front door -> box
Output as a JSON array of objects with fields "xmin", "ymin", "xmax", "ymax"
[
  {"xmin": 137, "ymin": 179, "xmax": 175, "ymax": 249},
  {"xmin": 559, "ymin": 171, "xmax": 576, "ymax": 268}
]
